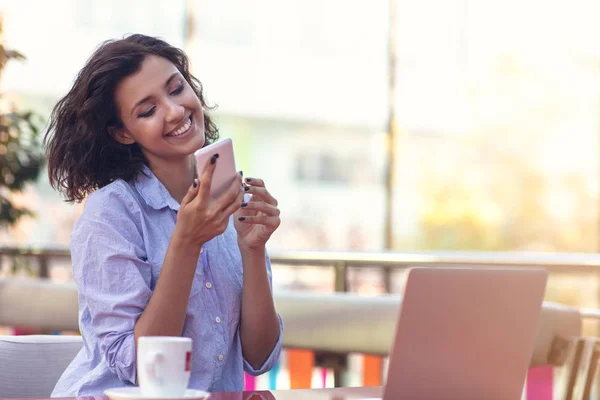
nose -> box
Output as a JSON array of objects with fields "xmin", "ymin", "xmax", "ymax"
[{"xmin": 164, "ymin": 98, "xmax": 185, "ymax": 124}]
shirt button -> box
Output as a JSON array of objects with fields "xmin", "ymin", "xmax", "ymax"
[
  {"xmin": 217, "ymin": 354, "xmax": 224, "ymax": 361},
  {"xmin": 215, "ymin": 316, "xmax": 221, "ymax": 324},
  {"xmin": 205, "ymin": 282, "xmax": 212, "ymax": 289}
]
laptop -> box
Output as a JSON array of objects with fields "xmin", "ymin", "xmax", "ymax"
[{"xmin": 383, "ymin": 266, "xmax": 548, "ymax": 400}]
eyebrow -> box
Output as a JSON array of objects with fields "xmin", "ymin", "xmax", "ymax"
[{"xmin": 131, "ymin": 72, "xmax": 180, "ymax": 114}]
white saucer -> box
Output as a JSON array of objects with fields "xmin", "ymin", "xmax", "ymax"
[{"xmin": 105, "ymin": 387, "xmax": 210, "ymax": 400}]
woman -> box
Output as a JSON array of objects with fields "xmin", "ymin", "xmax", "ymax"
[{"xmin": 45, "ymin": 34, "xmax": 283, "ymax": 396}]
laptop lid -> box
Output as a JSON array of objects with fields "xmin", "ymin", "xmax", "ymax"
[{"xmin": 383, "ymin": 267, "xmax": 548, "ymax": 400}]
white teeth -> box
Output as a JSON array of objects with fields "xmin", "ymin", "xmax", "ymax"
[{"xmin": 169, "ymin": 117, "xmax": 192, "ymax": 137}]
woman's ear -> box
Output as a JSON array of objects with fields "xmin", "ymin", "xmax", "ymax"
[{"xmin": 108, "ymin": 126, "xmax": 136, "ymax": 145}]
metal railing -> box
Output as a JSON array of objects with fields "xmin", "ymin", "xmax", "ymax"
[
  {"xmin": 4, "ymin": 246, "xmax": 600, "ymax": 292},
  {"xmin": 267, "ymin": 249, "xmax": 600, "ymax": 293}
]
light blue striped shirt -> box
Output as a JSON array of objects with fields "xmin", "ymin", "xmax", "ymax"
[{"xmin": 52, "ymin": 165, "xmax": 283, "ymax": 397}]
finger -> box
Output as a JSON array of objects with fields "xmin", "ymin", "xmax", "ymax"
[
  {"xmin": 243, "ymin": 177, "xmax": 264, "ymax": 188},
  {"xmin": 180, "ymin": 179, "xmax": 199, "ymax": 208},
  {"xmin": 198, "ymin": 153, "xmax": 220, "ymax": 200},
  {"xmin": 237, "ymin": 214, "xmax": 280, "ymax": 228},
  {"xmin": 218, "ymin": 174, "xmax": 244, "ymax": 210},
  {"xmin": 223, "ymin": 188, "xmax": 244, "ymax": 216},
  {"xmin": 236, "ymin": 194, "xmax": 257, "ymax": 218},
  {"xmin": 240, "ymin": 200, "xmax": 280, "ymax": 217},
  {"xmin": 243, "ymin": 185, "xmax": 277, "ymax": 206}
]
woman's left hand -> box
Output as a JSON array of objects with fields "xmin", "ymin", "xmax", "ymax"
[{"xmin": 234, "ymin": 177, "xmax": 281, "ymax": 251}]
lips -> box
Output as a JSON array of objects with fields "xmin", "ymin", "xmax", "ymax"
[{"xmin": 166, "ymin": 116, "xmax": 193, "ymax": 137}]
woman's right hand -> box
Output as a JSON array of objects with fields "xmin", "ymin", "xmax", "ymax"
[{"xmin": 174, "ymin": 153, "xmax": 243, "ymax": 249}]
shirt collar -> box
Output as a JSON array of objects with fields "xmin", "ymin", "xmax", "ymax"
[{"xmin": 133, "ymin": 165, "xmax": 181, "ymax": 212}]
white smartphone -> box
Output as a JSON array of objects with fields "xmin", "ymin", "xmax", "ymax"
[{"xmin": 194, "ymin": 138, "xmax": 238, "ymax": 199}]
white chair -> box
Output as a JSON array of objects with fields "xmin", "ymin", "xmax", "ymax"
[
  {"xmin": 0, "ymin": 335, "xmax": 83, "ymax": 398},
  {"xmin": 531, "ymin": 302, "xmax": 582, "ymax": 367}
]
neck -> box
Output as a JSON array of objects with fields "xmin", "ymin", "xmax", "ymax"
[{"xmin": 148, "ymin": 155, "xmax": 196, "ymax": 203}]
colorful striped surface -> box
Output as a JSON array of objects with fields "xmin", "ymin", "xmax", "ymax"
[
  {"xmin": 11, "ymin": 329, "xmax": 554, "ymax": 398},
  {"xmin": 242, "ymin": 349, "xmax": 554, "ymax": 400}
]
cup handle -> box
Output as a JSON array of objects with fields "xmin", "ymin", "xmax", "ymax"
[{"xmin": 144, "ymin": 351, "xmax": 166, "ymax": 386}]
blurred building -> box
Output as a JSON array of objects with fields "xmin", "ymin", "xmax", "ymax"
[{"xmin": 2, "ymin": 0, "xmax": 600, "ymax": 260}]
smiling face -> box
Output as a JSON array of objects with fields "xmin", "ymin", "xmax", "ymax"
[{"xmin": 112, "ymin": 55, "xmax": 206, "ymax": 168}]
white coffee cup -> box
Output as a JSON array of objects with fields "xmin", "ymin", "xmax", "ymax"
[{"xmin": 137, "ymin": 336, "xmax": 193, "ymax": 397}]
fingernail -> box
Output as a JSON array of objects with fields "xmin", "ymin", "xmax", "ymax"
[
  {"xmin": 210, "ymin": 154, "xmax": 218, "ymax": 165},
  {"xmin": 193, "ymin": 179, "xmax": 197, "ymax": 188},
  {"xmin": 238, "ymin": 217, "xmax": 246, "ymax": 221},
  {"xmin": 239, "ymin": 171, "xmax": 244, "ymax": 177},
  {"xmin": 245, "ymin": 178, "xmax": 252, "ymax": 183},
  {"xmin": 244, "ymin": 186, "xmax": 250, "ymax": 191},
  {"xmin": 241, "ymin": 202, "xmax": 247, "ymax": 207}
]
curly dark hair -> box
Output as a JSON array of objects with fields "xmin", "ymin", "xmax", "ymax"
[{"xmin": 44, "ymin": 34, "xmax": 219, "ymax": 203}]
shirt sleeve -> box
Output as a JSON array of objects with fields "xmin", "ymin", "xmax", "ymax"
[
  {"xmin": 71, "ymin": 185, "xmax": 153, "ymax": 385},
  {"xmin": 242, "ymin": 251, "xmax": 284, "ymax": 376}
]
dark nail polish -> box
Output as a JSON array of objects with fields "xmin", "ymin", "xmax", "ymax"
[
  {"xmin": 238, "ymin": 217, "xmax": 246, "ymax": 221},
  {"xmin": 193, "ymin": 180, "xmax": 197, "ymax": 188},
  {"xmin": 244, "ymin": 186, "xmax": 250, "ymax": 191},
  {"xmin": 210, "ymin": 155, "xmax": 218, "ymax": 165},
  {"xmin": 245, "ymin": 177, "xmax": 252, "ymax": 183},
  {"xmin": 240, "ymin": 171, "xmax": 244, "ymax": 177},
  {"xmin": 241, "ymin": 202, "xmax": 247, "ymax": 207}
]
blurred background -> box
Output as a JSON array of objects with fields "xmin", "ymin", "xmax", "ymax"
[{"xmin": 2, "ymin": 0, "xmax": 600, "ymax": 391}]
